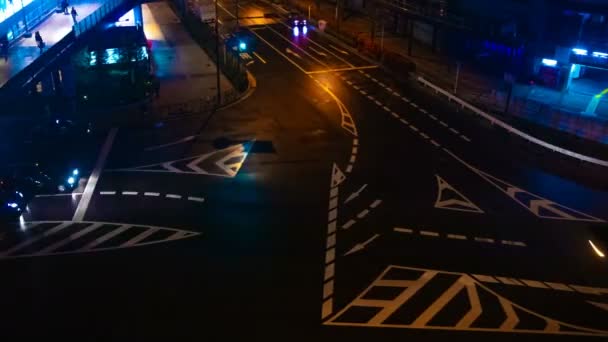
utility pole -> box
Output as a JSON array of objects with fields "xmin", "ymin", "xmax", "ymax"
[{"xmin": 215, "ymin": 0, "xmax": 221, "ymax": 106}]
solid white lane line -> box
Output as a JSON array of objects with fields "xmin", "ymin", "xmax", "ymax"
[
  {"xmin": 73, "ymin": 128, "xmax": 118, "ymax": 221},
  {"xmin": 447, "ymin": 234, "xmax": 467, "ymax": 240},
  {"xmin": 80, "ymin": 225, "xmax": 131, "ymax": 251},
  {"xmin": 420, "ymin": 230, "xmax": 439, "ymax": 237},
  {"xmin": 144, "ymin": 192, "xmax": 160, "ymax": 197},
  {"xmin": 166, "ymin": 194, "xmax": 182, "ymax": 199},
  {"xmin": 122, "ymin": 191, "xmax": 138, "ymax": 196},
  {"xmin": 188, "ymin": 196, "xmax": 205, "ymax": 202},
  {"xmin": 394, "ymin": 227, "xmax": 413, "ymax": 234},
  {"xmin": 99, "ymin": 191, "xmax": 116, "ymax": 195}
]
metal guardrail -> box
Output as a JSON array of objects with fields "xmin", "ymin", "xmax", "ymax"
[
  {"xmin": 73, "ymin": 0, "xmax": 124, "ymax": 37},
  {"xmin": 417, "ymin": 76, "xmax": 608, "ymax": 168}
]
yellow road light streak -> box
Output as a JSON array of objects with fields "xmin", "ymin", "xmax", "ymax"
[{"xmin": 589, "ymin": 240, "xmax": 605, "ymax": 258}]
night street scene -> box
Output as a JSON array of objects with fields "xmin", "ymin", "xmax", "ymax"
[{"xmin": 1, "ymin": 0, "xmax": 608, "ymax": 340}]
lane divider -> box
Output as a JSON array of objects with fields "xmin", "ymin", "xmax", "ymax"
[
  {"xmin": 470, "ymin": 273, "xmax": 608, "ymax": 296},
  {"xmin": 99, "ymin": 191, "xmax": 205, "ymax": 203},
  {"xmin": 393, "ymin": 226, "xmax": 527, "ymax": 247},
  {"xmin": 341, "ymin": 199, "xmax": 383, "ymax": 230}
]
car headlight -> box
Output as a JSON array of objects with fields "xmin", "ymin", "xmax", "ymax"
[
  {"xmin": 7, "ymin": 202, "xmax": 18, "ymax": 209},
  {"xmin": 67, "ymin": 177, "xmax": 75, "ymax": 185},
  {"xmin": 73, "ymin": 169, "xmax": 79, "ymax": 176}
]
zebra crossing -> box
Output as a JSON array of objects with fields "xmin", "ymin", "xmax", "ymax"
[
  {"xmin": 325, "ymin": 265, "xmax": 608, "ymax": 336},
  {"xmin": 0, "ymin": 221, "xmax": 200, "ymax": 260}
]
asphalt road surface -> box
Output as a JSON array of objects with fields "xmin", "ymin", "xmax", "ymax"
[{"xmin": 1, "ymin": 0, "xmax": 608, "ymax": 340}]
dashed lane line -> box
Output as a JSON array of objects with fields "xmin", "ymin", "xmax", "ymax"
[
  {"xmin": 98, "ymin": 191, "xmax": 204, "ymax": 203},
  {"xmin": 122, "ymin": 191, "xmax": 138, "ymax": 196},
  {"xmin": 166, "ymin": 194, "xmax": 182, "ymax": 199},
  {"xmin": 341, "ymin": 199, "xmax": 383, "ymax": 230},
  {"xmin": 393, "ymin": 227, "xmax": 527, "ymax": 247},
  {"xmin": 144, "ymin": 192, "xmax": 160, "ymax": 197},
  {"xmin": 100, "ymin": 191, "xmax": 116, "ymax": 195}
]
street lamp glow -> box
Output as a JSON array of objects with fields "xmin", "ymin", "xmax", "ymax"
[
  {"xmin": 572, "ymin": 48, "xmax": 588, "ymax": 56},
  {"xmin": 239, "ymin": 42, "xmax": 246, "ymax": 51},
  {"xmin": 541, "ymin": 58, "xmax": 557, "ymax": 67}
]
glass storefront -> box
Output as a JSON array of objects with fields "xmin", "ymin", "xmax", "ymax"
[{"xmin": 0, "ymin": 0, "xmax": 56, "ymax": 43}]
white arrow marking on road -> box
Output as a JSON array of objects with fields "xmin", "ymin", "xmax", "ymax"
[
  {"xmin": 344, "ymin": 184, "xmax": 368, "ymax": 204},
  {"xmin": 344, "ymin": 234, "xmax": 380, "ymax": 256},
  {"xmin": 331, "ymin": 163, "xmax": 346, "ymax": 187},
  {"xmin": 329, "ymin": 44, "xmax": 349, "ymax": 55},
  {"xmin": 285, "ymin": 48, "xmax": 302, "ymax": 59},
  {"xmin": 309, "ymin": 46, "xmax": 328, "ymax": 56}
]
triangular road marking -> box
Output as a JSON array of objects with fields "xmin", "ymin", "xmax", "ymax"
[
  {"xmin": 474, "ymin": 169, "xmax": 605, "ymax": 223},
  {"xmin": 331, "ymin": 163, "xmax": 346, "ymax": 188},
  {"xmin": 588, "ymin": 301, "xmax": 608, "ymax": 312},
  {"xmin": 109, "ymin": 142, "xmax": 253, "ymax": 178},
  {"xmin": 434, "ymin": 175, "xmax": 484, "ymax": 213}
]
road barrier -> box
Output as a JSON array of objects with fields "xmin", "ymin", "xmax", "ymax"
[{"xmin": 417, "ymin": 76, "xmax": 608, "ymax": 168}]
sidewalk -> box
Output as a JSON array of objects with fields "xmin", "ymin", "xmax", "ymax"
[
  {"xmin": 287, "ymin": 0, "xmax": 608, "ymax": 158},
  {"xmin": 142, "ymin": 1, "xmax": 234, "ymax": 109},
  {"xmin": 0, "ymin": 0, "xmax": 103, "ymax": 87}
]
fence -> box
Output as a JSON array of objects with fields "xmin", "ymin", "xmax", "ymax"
[
  {"xmin": 73, "ymin": 0, "xmax": 125, "ymax": 37},
  {"xmin": 417, "ymin": 76, "xmax": 608, "ymax": 168}
]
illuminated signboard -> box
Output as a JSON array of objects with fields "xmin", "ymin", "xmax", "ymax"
[{"xmin": 0, "ymin": 0, "xmax": 34, "ymax": 24}]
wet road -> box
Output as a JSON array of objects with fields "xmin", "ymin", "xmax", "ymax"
[{"xmin": 1, "ymin": 0, "xmax": 607, "ymax": 340}]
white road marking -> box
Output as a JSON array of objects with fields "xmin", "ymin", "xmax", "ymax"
[
  {"xmin": 409, "ymin": 125, "xmax": 419, "ymax": 132},
  {"xmin": 420, "ymin": 109, "xmax": 428, "ymax": 114},
  {"xmin": 144, "ymin": 135, "xmax": 196, "ymax": 151},
  {"xmin": 496, "ymin": 277, "xmax": 524, "ymax": 286},
  {"xmin": 401, "ymin": 96, "xmax": 409, "ymax": 102},
  {"xmin": 447, "ymin": 234, "xmax": 467, "ymax": 240},
  {"xmin": 73, "ymin": 128, "xmax": 118, "ymax": 221},
  {"xmin": 383, "ymin": 106, "xmax": 391, "ymax": 112},
  {"xmin": 122, "ymin": 228, "xmax": 160, "ymax": 247},
  {"xmin": 166, "ymin": 194, "xmax": 182, "ymax": 199},
  {"xmin": 439, "ymin": 121, "xmax": 449, "ymax": 127},
  {"xmin": 420, "ymin": 132, "xmax": 430, "ymax": 139},
  {"xmin": 80, "ymin": 225, "xmax": 131, "ymax": 251},
  {"xmin": 370, "ymin": 199, "xmax": 382, "ymax": 208},
  {"xmin": 411, "ymin": 103, "xmax": 418, "ymax": 108},
  {"xmin": 144, "ymin": 192, "xmax": 160, "ymax": 197},
  {"xmin": 0, "ymin": 222, "xmax": 72, "ymax": 257},
  {"xmin": 357, "ymin": 209, "xmax": 370, "ymax": 219},
  {"xmin": 430, "ymin": 140, "xmax": 441, "ymax": 147},
  {"xmin": 394, "ymin": 227, "xmax": 413, "ymax": 234},
  {"xmin": 371, "ymin": 77, "xmax": 378, "ymax": 82},
  {"xmin": 367, "ymin": 95, "xmax": 374, "ymax": 100},
  {"xmin": 391, "ymin": 112, "xmax": 399, "ymax": 118},
  {"xmin": 352, "ymin": 147, "xmax": 358, "ymax": 154},
  {"xmin": 360, "ymin": 90, "xmax": 367, "ymax": 95},
  {"xmin": 346, "ymin": 80, "xmax": 353, "ymax": 85},
  {"xmin": 472, "ymin": 274, "xmax": 499, "ymax": 283},
  {"xmin": 353, "ymin": 85, "xmax": 360, "ymax": 90},
  {"xmin": 449, "ymin": 127, "xmax": 460, "ymax": 134},
  {"xmin": 474, "ymin": 237, "xmax": 495, "ymax": 243},
  {"xmin": 99, "ymin": 191, "xmax": 116, "ymax": 195},
  {"xmin": 342, "ymin": 219, "xmax": 356, "ymax": 229},
  {"xmin": 399, "ymin": 118, "xmax": 409, "ymax": 124},
  {"xmin": 386, "ymin": 87, "xmax": 392, "ymax": 92},
  {"xmin": 420, "ymin": 230, "xmax": 439, "ymax": 237},
  {"xmin": 461, "ymin": 135, "xmax": 471, "ymax": 142},
  {"xmin": 36, "ymin": 193, "xmax": 82, "ymax": 198},
  {"xmin": 122, "ymin": 191, "xmax": 138, "ymax": 196},
  {"xmin": 429, "ymin": 115, "xmax": 438, "ymax": 120},
  {"xmin": 375, "ymin": 100, "xmax": 382, "ymax": 106},
  {"xmin": 253, "ymin": 51, "xmax": 267, "ymax": 64},
  {"xmin": 520, "ymin": 279, "xmax": 549, "ymax": 288},
  {"xmin": 501, "ymin": 240, "xmax": 526, "ymax": 247},
  {"xmin": 36, "ymin": 223, "xmax": 104, "ymax": 254},
  {"xmin": 350, "ymin": 155, "xmax": 356, "ymax": 163},
  {"xmin": 329, "ymin": 44, "xmax": 349, "ymax": 55},
  {"xmin": 346, "ymin": 165, "xmax": 353, "ymax": 173},
  {"xmin": 353, "ymin": 138, "xmax": 359, "ymax": 146}
]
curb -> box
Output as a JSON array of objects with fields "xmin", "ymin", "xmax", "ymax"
[{"xmin": 219, "ymin": 70, "xmax": 257, "ymax": 111}]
